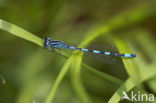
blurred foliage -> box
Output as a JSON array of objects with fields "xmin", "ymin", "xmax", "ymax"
[{"xmin": 0, "ymin": 0, "xmax": 156, "ymax": 103}]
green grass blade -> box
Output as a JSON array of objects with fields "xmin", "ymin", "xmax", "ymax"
[
  {"xmin": 0, "ymin": 19, "xmax": 43, "ymax": 47},
  {"xmin": 82, "ymin": 64, "xmax": 123, "ymax": 85},
  {"xmin": 44, "ymin": 57, "xmax": 73, "ymax": 103},
  {"xmin": 113, "ymin": 36, "xmax": 140, "ymax": 84},
  {"xmin": 16, "ymin": 50, "xmax": 54, "ymax": 103},
  {"xmin": 108, "ymin": 40, "xmax": 156, "ymax": 103},
  {"xmin": 56, "ymin": 51, "xmax": 123, "ymax": 86},
  {"xmin": 108, "ymin": 63, "xmax": 156, "ymax": 103},
  {"xmin": 71, "ymin": 54, "xmax": 91, "ymax": 103},
  {"xmin": 109, "ymin": 55, "xmax": 156, "ymax": 103}
]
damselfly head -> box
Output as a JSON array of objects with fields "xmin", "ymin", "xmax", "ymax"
[{"xmin": 44, "ymin": 36, "xmax": 51, "ymax": 48}]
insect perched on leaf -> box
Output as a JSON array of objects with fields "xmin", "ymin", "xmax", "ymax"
[{"xmin": 44, "ymin": 37, "xmax": 136, "ymax": 58}]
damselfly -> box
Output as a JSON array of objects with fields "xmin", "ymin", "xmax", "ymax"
[{"xmin": 44, "ymin": 37, "xmax": 136, "ymax": 58}]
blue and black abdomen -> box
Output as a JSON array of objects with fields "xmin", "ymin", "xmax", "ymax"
[
  {"xmin": 67, "ymin": 46, "xmax": 136, "ymax": 58},
  {"xmin": 44, "ymin": 37, "xmax": 136, "ymax": 58}
]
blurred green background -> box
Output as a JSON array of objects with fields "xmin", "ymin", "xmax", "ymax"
[{"xmin": 0, "ymin": 0, "xmax": 156, "ymax": 103}]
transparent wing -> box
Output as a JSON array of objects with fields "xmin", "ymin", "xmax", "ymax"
[
  {"xmin": 83, "ymin": 51, "xmax": 117, "ymax": 64},
  {"xmin": 62, "ymin": 42, "xmax": 123, "ymax": 64},
  {"xmin": 65, "ymin": 42, "xmax": 118, "ymax": 52}
]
